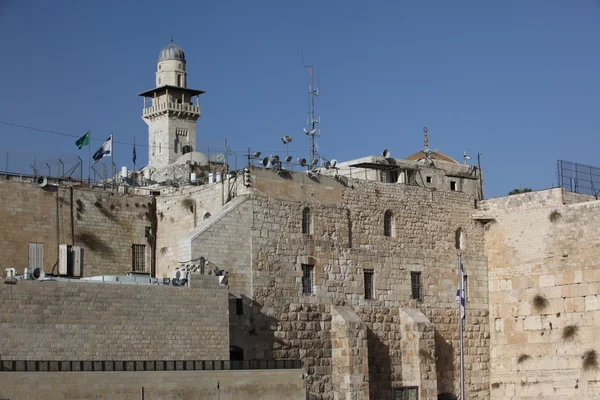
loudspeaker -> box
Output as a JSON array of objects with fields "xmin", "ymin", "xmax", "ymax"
[
  {"xmin": 32, "ymin": 267, "xmax": 46, "ymax": 281},
  {"xmin": 37, "ymin": 176, "xmax": 48, "ymax": 187}
]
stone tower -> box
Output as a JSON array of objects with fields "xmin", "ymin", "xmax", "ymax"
[{"xmin": 139, "ymin": 39, "xmax": 205, "ymax": 170}]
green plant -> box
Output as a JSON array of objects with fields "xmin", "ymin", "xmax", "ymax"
[
  {"xmin": 517, "ymin": 354, "xmax": 531, "ymax": 364},
  {"xmin": 583, "ymin": 350, "xmax": 598, "ymax": 371},
  {"xmin": 181, "ymin": 198, "xmax": 194, "ymax": 212},
  {"xmin": 549, "ymin": 210, "xmax": 561, "ymax": 223},
  {"xmin": 563, "ymin": 325, "xmax": 579, "ymax": 341},
  {"xmin": 532, "ymin": 294, "xmax": 549, "ymax": 312},
  {"xmin": 508, "ymin": 188, "xmax": 533, "ymax": 195}
]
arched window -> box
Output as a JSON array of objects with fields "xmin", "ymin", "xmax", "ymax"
[
  {"xmin": 177, "ymin": 74, "xmax": 182, "ymax": 87},
  {"xmin": 384, "ymin": 210, "xmax": 394, "ymax": 237},
  {"xmin": 302, "ymin": 207, "xmax": 312, "ymax": 234},
  {"xmin": 182, "ymin": 145, "xmax": 192, "ymax": 155},
  {"xmin": 204, "ymin": 212, "xmax": 211, "ymax": 220},
  {"xmin": 455, "ymin": 228, "xmax": 463, "ymax": 250}
]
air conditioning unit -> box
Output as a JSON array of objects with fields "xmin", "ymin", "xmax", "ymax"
[
  {"xmin": 72, "ymin": 246, "xmax": 83, "ymax": 278},
  {"xmin": 58, "ymin": 244, "xmax": 71, "ymax": 275}
]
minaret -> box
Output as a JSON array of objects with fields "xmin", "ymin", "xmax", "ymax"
[{"xmin": 139, "ymin": 39, "xmax": 205, "ymax": 170}]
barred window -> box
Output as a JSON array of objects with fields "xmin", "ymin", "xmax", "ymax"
[
  {"xmin": 132, "ymin": 244, "xmax": 146, "ymax": 272},
  {"xmin": 394, "ymin": 387, "xmax": 418, "ymax": 400},
  {"xmin": 410, "ymin": 271, "xmax": 422, "ymax": 300},
  {"xmin": 364, "ymin": 270, "xmax": 374, "ymax": 300},
  {"xmin": 302, "ymin": 207, "xmax": 312, "ymax": 234},
  {"xmin": 384, "ymin": 210, "xmax": 394, "ymax": 237},
  {"xmin": 302, "ymin": 264, "xmax": 314, "ymax": 294}
]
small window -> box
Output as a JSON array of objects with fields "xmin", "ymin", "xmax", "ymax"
[
  {"xmin": 364, "ymin": 270, "xmax": 374, "ymax": 300},
  {"xmin": 455, "ymin": 228, "xmax": 463, "ymax": 250},
  {"xmin": 384, "ymin": 210, "xmax": 394, "ymax": 237},
  {"xmin": 463, "ymin": 274, "xmax": 468, "ymax": 300},
  {"xmin": 450, "ymin": 181, "xmax": 457, "ymax": 191},
  {"xmin": 132, "ymin": 244, "xmax": 146, "ymax": 272},
  {"xmin": 158, "ymin": 78, "xmax": 161, "ymax": 85},
  {"xmin": 204, "ymin": 212, "xmax": 211, "ymax": 220},
  {"xmin": 394, "ymin": 387, "xmax": 418, "ymax": 400},
  {"xmin": 159, "ymin": 143, "xmax": 162, "ymax": 154},
  {"xmin": 236, "ymin": 298, "xmax": 244, "ymax": 315},
  {"xmin": 302, "ymin": 207, "xmax": 312, "ymax": 234},
  {"xmin": 426, "ymin": 176, "xmax": 432, "ymax": 183},
  {"xmin": 178, "ymin": 63, "xmax": 182, "ymax": 69},
  {"xmin": 410, "ymin": 272, "xmax": 422, "ymax": 300},
  {"xmin": 159, "ymin": 65, "xmax": 161, "ymax": 70},
  {"xmin": 302, "ymin": 264, "xmax": 314, "ymax": 294},
  {"xmin": 177, "ymin": 74, "xmax": 182, "ymax": 87}
]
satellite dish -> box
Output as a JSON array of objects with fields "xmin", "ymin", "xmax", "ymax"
[
  {"xmin": 32, "ymin": 267, "xmax": 46, "ymax": 281},
  {"xmin": 37, "ymin": 176, "xmax": 48, "ymax": 188},
  {"xmin": 297, "ymin": 158, "xmax": 307, "ymax": 167},
  {"xmin": 262, "ymin": 157, "xmax": 271, "ymax": 168},
  {"xmin": 330, "ymin": 159, "xmax": 338, "ymax": 168},
  {"xmin": 382, "ymin": 149, "xmax": 391, "ymax": 158},
  {"xmin": 210, "ymin": 153, "xmax": 226, "ymax": 163},
  {"xmin": 324, "ymin": 161, "xmax": 331, "ymax": 169}
]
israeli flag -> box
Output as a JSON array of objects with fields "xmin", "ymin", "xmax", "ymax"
[
  {"xmin": 93, "ymin": 134, "xmax": 112, "ymax": 162},
  {"xmin": 456, "ymin": 262, "xmax": 466, "ymax": 321}
]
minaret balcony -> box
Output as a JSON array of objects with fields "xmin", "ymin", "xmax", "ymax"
[{"xmin": 143, "ymin": 102, "xmax": 200, "ymax": 118}]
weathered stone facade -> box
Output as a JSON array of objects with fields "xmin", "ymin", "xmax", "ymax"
[
  {"xmin": 480, "ymin": 188, "xmax": 600, "ymax": 399},
  {"xmin": 179, "ymin": 166, "xmax": 490, "ymax": 399},
  {"xmin": 0, "ymin": 179, "xmax": 152, "ymax": 277}
]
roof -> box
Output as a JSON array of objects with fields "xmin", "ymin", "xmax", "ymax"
[
  {"xmin": 405, "ymin": 150, "xmax": 459, "ymax": 164},
  {"xmin": 138, "ymin": 85, "xmax": 206, "ymax": 97},
  {"xmin": 159, "ymin": 41, "xmax": 185, "ymax": 62}
]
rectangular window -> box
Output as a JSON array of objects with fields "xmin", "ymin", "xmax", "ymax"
[
  {"xmin": 132, "ymin": 244, "xmax": 146, "ymax": 272},
  {"xmin": 394, "ymin": 387, "xmax": 418, "ymax": 400},
  {"xmin": 364, "ymin": 270, "xmax": 374, "ymax": 300},
  {"xmin": 410, "ymin": 272, "xmax": 422, "ymax": 300},
  {"xmin": 450, "ymin": 181, "xmax": 457, "ymax": 191},
  {"xmin": 28, "ymin": 242, "xmax": 44, "ymax": 269},
  {"xmin": 426, "ymin": 176, "xmax": 432, "ymax": 183},
  {"xmin": 236, "ymin": 298, "xmax": 244, "ymax": 315},
  {"xmin": 302, "ymin": 264, "xmax": 314, "ymax": 294}
]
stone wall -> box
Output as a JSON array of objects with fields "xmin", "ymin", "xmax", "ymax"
[
  {"xmin": 153, "ymin": 175, "xmax": 248, "ymax": 278},
  {"xmin": 0, "ymin": 369, "xmax": 305, "ymax": 400},
  {"xmin": 0, "ymin": 276, "xmax": 229, "ymax": 361},
  {"xmin": 483, "ymin": 189, "xmax": 600, "ymax": 398},
  {"xmin": 0, "ymin": 179, "xmax": 152, "ymax": 277},
  {"xmin": 184, "ymin": 167, "xmax": 489, "ymax": 399}
]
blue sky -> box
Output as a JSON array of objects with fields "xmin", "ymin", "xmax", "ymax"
[{"xmin": 1, "ymin": 0, "xmax": 599, "ymax": 198}]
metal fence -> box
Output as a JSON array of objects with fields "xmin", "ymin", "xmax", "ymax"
[
  {"xmin": 557, "ymin": 160, "xmax": 600, "ymax": 196},
  {"xmin": 0, "ymin": 359, "xmax": 302, "ymax": 372}
]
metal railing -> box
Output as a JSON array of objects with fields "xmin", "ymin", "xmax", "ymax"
[
  {"xmin": 557, "ymin": 159, "xmax": 600, "ymax": 196},
  {"xmin": 0, "ymin": 359, "xmax": 302, "ymax": 372}
]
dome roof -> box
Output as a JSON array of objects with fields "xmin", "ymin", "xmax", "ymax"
[
  {"xmin": 175, "ymin": 151, "xmax": 208, "ymax": 166},
  {"xmin": 405, "ymin": 150, "xmax": 459, "ymax": 164},
  {"xmin": 159, "ymin": 40, "xmax": 185, "ymax": 62}
]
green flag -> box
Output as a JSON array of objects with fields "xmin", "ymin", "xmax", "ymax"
[{"xmin": 75, "ymin": 131, "xmax": 90, "ymax": 149}]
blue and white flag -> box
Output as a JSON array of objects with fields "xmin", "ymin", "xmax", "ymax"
[
  {"xmin": 456, "ymin": 261, "xmax": 466, "ymax": 321},
  {"xmin": 93, "ymin": 134, "xmax": 112, "ymax": 162}
]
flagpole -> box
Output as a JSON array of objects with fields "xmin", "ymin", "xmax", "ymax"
[
  {"xmin": 459, "ymin": 253, "xmax": 465, "ymax": 400},
  {"xmin": 133, "ymin": 136, "xmax": 136, "ymax": 186},
  {"xmin": 88, "ymin": 130, "xmax": 91, "ymax": 186},
  {"xmin": 111, "ymin": 134, "xmax": 115, "ymax": 191}
]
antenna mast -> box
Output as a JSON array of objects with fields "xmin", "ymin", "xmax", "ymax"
[{"xmin": 302, "ymin": 54, "xmax": 319, "ymax": 163}]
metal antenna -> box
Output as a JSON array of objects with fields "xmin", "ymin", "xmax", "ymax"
[
  {"xmin": 423, "ymin": 127, "xmax": 429, "ymax": 150},
  {"xmin": 302, "ymin": 48, "xmax": 319, "ymax": 164}
]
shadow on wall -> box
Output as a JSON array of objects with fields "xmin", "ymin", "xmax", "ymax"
[
  {"xmin": 435, "ymin": 329, "xmax": 456, "ymax": 397},
  {"xmin": 229, "ymin": 295, "xmax": 279, "ymax": 362},
  {"xmin": 367, "ymin": 327, "xmax": 392, "ymax": 400}
]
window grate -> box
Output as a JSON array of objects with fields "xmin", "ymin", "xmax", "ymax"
[
  {"xmin": 410, "ymin": 272, "xmax": 422, "ymax": 300},
  {"xmin": 302, "ymin": 264, "xmax": 313, "ymax": 294},
  {"xmin": 364, "ymin": 270, "xmax": 374, "ymax": 300},
  {"xmin": 132, "ymin": 244, "xmax": 146, "ymax": 272}
]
